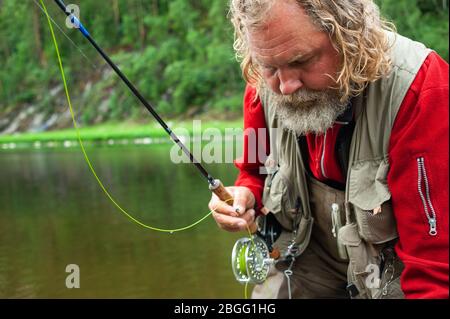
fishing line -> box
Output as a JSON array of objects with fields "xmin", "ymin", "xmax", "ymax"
[
  {"xmin": 40, "ymin": 0, "xmax": 255, "ymax": 298},
  {"xmin": 39, "ymin": 0, "xmax": 218, "ymax": 233},
  {"xmin": 32, "ymin": 0, "xmax": 98, "ymax": 69}
]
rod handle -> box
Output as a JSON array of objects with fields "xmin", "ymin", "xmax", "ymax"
[
  {"xmin": 209, "ymin": 180, "xmax": 258, "ymax": 234},
  {"xmin": 209, "ymin": 179, "xmax": 234, "ymax": 205}
]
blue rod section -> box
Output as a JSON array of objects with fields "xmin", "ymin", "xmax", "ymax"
[{"xmin": 70, "ymin": 15, "xmax": 90, "ymax": 37}]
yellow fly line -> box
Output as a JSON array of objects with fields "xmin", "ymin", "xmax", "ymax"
[
  {"xmin": 39, "ymin": 0, "xmax": 255, "ymax": 298},
  {"xmin": 39, "ymin": 0, "xmax": 215, "ymax": 233}
]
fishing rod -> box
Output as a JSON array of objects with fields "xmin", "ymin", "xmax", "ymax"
[
  {"xmin": 52, "ymin": 0, "xmax": 269, "ymax": 284},
  {"xmin": 51, "ymin": 0, "xmax": 242, "ymax": 211}
]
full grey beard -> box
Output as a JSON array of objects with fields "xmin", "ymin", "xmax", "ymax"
[{"xmin": 272, "ymin": 89, "xmax": 348, "ymax": 136}]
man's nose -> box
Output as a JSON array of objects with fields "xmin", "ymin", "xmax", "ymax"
[{"xmin": 278, "ymin": 70, "xmax": 303, "ymax": 95}]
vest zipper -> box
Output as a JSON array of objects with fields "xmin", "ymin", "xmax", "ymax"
[
  {"xmin": 320, "ymin": 131, "xmax": 328, "ymax": 179},
  {"xmin": 417, "ymin": 157, "xmax": 438, "ymax": 236}
]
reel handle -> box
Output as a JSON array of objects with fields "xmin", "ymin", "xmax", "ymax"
[{"xmin": 209, "ymin": 179, "xmax": 258, "ymax": 234}]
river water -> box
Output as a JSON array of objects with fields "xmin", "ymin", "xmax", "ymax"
[{"xmin": 0, "ymin": 142, "xmax": 248, "ymax": 298}]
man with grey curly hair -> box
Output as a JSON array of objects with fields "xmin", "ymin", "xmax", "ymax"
[{"xmin": 209, "ymin": 0, "xmax": 448, "ymax": 299}]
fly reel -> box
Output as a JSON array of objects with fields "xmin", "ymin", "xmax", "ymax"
[{"xmin": 231, "ymin": 236, "xmax": 273, "ymax": 284}]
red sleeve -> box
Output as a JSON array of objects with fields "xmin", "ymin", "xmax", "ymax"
[
  {"xmin": 388, "ymin": 52, "xmax": 449, "ymax": 299},
  {"xmin": 234, "ymin": 84, "xmax": 269, "ymax": 215}
]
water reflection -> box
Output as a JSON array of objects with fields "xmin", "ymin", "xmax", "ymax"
[{"xmin": 0, "ymin": 144, "xmax": 247, "ymax": 298}]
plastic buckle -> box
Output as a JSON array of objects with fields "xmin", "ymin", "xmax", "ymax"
[{"xmin": 346, "ymin": 283, "xmax": 360, "ymax": 298}]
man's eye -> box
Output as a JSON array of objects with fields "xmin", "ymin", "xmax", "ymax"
[
  {"xmin": 291, "ymin": 58, "xmax": 311, "ymax": 67},
  {"xmin": 291, "ymin": 60, "xmax": 306, "ymax": 67}
]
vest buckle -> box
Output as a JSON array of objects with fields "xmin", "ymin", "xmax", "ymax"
[{"xmin": 346, "ymin": 283, "xmax": 359, "ymax": 298}]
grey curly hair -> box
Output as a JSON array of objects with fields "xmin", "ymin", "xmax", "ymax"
[{"xmin": 229, "ymin": 0, "xmax": 395, "ymax": 101}]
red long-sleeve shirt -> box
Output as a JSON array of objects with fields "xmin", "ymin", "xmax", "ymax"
[{"xmin": 234, "ymin": 52, "xmax": 449, "ymax": 299}]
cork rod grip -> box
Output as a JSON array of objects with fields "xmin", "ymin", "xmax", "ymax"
[
  {"xmin": 209, "ymin": 179, "xmax": 258, "ymax": 234},
  {"xmin": 211, "ymin": 182, "xmax": 234, "ymax": 205}
]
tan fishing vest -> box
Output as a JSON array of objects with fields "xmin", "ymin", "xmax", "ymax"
[{"xmin": 259, "ymin": 32, "xmax": 431, "ymax": 298}]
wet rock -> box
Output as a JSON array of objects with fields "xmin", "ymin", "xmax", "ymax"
[
  {"xmin": 2, "ymin": 111, "xmax": 27, "ymax": 134},
  {"xmin": 29, "ymin": 113, "xmax": 46, "ymax": 132},
  {"xmin": 50, "ymin": 84, "xmax": 63, "ymax": 97}
]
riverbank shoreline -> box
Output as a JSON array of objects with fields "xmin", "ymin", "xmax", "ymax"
[{"xmin": 0, "ymin": 119, "xmax": 243, "ymax": 150}]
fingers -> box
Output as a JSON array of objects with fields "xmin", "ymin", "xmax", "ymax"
[
  {"xmin": 233, "ymin": 187, "xmax": 255, "ymax": 215},
  {"xmin": 209, "ymin": 195, "xmax": 238, "ymax": 217},
  {"xmin": 232, "ymin": 190, "xmax": 246, "ymax": 216},
  {"xmin": 212, "ymin": 209, "xmax": 256, "ymax": 232},
  {"xmin": 208, "ymin": 186, "xmax": 256, "ymax": 232},
  {"xmin": 240, "ymin": 209, "xmax": 256, "ymax": 225}
]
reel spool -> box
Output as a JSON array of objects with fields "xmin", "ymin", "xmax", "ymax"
[{"xmin": 231, "ymin": 236, "xmax": 273, "ymax": 284}]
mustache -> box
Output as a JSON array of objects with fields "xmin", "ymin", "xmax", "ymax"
[
  {"xmin": 272, "ymin": 89, "xmax": 348, "ymax": 135},
  {"xmin": 273, "ymin": 89, "xmax": 331, "ymax": 106}
]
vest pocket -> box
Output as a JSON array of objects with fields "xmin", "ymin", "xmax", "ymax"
[
  {"xmin": 262, "ymin": 158, "xmax": 313, "ymax": 256},
  {"xmin": 348, "ymin": 158, "xmax": 398, "ymax": 244},
  {"xmin": 338, "ymin": 223, "xmax": 375, "ymax": 299},
  {"xmin": 339, "ymin": 223, "xmax": 404, "ymax": 299},
  {"xmin": 262, "ymin": 164, "xmax": 298, "ymax": 231}
]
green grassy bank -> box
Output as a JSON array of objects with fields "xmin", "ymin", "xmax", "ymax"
[{"xmin": 0, "ymin": 119, "xmax": 243, "ymax": 149}]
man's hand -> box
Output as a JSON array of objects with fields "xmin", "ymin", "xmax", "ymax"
[{"xmin": 208, "ymin": 186, "xmax": 256, "ymax": 232}]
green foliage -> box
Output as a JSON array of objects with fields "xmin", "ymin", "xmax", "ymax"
[
  {"xmin": 0, "ymin": 0, "xmax": 448, "ymax": 128},
  {"xmin": 377, "ymin": 0, "xmax": 449, "ymax": 61}
]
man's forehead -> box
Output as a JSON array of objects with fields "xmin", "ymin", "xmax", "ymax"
[
  {"xmin": 249, "ymin": 32, "xmax": 316, "ymax": 67},
  {"xmin": 252, "ymin": 50, "xmax": 309, "ymax": 67},
  {"xmin": 246, "ymin": 2, "xmax": 323, "ymax": 67}
]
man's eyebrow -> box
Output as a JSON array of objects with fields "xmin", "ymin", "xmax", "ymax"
[
  {"xmin": 287, "ymin": 52, "xmax": 312, "ymax": 64},
  {"xmin": 253, "ymin": 51, "xmax": 314, "ymax": 67}
]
